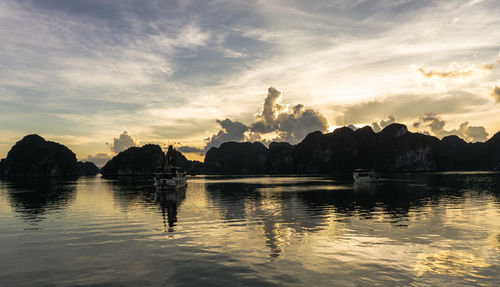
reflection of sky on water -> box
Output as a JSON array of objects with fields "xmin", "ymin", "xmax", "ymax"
[
  {"xmin": 0, "ymin": 173, "xmax": 499, "ymax": 285},
  {"xmin": 415, "ymin": 250, "xmax": 490, "ymax": 277}
]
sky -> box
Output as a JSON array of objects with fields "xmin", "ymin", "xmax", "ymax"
[{"xmin": 1, "ymin": 0, "xmax": 500, "ymax": 165}]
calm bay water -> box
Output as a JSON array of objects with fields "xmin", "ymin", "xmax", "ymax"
[{"xmin": 1, "ymin": 174, "xmax": 499, "ymax": 286}]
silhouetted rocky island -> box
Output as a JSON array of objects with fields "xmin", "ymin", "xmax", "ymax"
[
  {"xmin": 3, "ymin": 123, "xmax": 500, "ymax": 178},
  {"xmin": 204, "ymin": 142, "xmax": 268, "ymax": 174},
  {"xmin": 204, "ymin": 123, "xmax": 500, "ymax": 174},
  {"xmin": 0, "ymin": 134, "xmax": 99, "ymax": 177},
  {"xmin": 100, "ymin": 144, "xmax": 202, "ymax": 176},
  {"xmin": 76, "ymin": 161, "xmax": 100, "ymax": 176}
]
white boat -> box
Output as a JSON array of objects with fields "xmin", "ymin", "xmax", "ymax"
[
  {"xmin": 154, "ymin": 145, "xmax": 187, "ymax": 190},
  {"xmin": 353, "ymin": 169, "xmax": 379, "ymax": 183}
]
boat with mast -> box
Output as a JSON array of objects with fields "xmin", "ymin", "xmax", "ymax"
[{"xmin": 154, "ymin": 145, "xmax": 187, "ymax": 190}]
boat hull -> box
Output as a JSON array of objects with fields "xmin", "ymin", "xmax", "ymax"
[
  {"xmin": 154, "ymin": 176, "xmax": 187, "ymax": 190},
  {"xmin": 353, "ymin": 170, "xmax": 379, "ymax": 183},
  {"xmin": 155, "ymin": 178, "xmax": 187, "ymax": 190},
  {"xmin": 353, "ymin": 175, "xmax": 379, "ymax": 183}
]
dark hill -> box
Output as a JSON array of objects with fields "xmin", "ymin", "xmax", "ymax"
[
  {"xmin": 204, "ymin": 142, "xmax": 268, "ymax": 174},
  {"xmin": 76, "ymin": 161, "xmax": 100, "ymax": 175},
  {"xmin": 203, "ymin": 123, "xmax": 500, "ymax": 174},
  {"xmin": 174, "ymin": 149, "xmax": 204, "ymax": 175},
  {"xmin": 266, "ymin": 142, "xmax": 295, "ymax": 174},
  {"xmin": 100, "ymin": 144, "xmax": 164, "ymax": 176},
  {"xmin": 486, "ymin": 131, "xmax": 500, "ymax": 170},
  {"xmin": 0, "ymin": 134, "xmax": 99, "ymax": 177},
  {"xmin": 100, "ymin": 144, "xmax": 202, "ymax": 176}
]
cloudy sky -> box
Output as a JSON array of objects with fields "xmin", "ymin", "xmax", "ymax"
[{"xmin": 1, "ymin": 0, "xmax": 500, "ymax": 164}]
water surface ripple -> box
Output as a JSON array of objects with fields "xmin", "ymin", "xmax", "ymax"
[{"xmin": 1, "ymin": 173, "xmax": 499, "ymax": 286}]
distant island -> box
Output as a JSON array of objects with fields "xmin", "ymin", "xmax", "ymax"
[
  {"xmin": 204, "ymin": 123, "xmax": 500, "ymax": 174},
  {"xmin": 100, "ymin": 144, "xmax": 202, "ymax": 176},
  {"xmin": 1, "ymin": 123, "xmax": 500, "ymax": 178},
  {"xmin": 0, "ymin": 134, "xmax": 99, "ymax": 177}
]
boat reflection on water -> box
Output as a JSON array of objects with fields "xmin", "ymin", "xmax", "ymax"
[
  {"xmin": 1, "ymin": 174, "xmax": 500, "ymax": 285},
  {"xmin": 353, "ymin": 181, "xmax": 380, "ymax": 193},
  {"xmin": 154, "ymin": 188, "xmax": 186, "ymax": 232}
]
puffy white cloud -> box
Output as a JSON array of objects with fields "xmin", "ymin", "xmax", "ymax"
[
  {"xmin": 107, "ymin": 131, "xmax": 139, "ymax": 153},
  {"xmin": 80, "ymin": 132, "xmax": 138, "ymax": 167},
  {"xmin": 462, "ymin": 124, "xmax": 489, "ymax": 142}
]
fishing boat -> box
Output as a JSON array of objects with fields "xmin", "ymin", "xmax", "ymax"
[
  {"xmin": 154, "ymin": 145, "xmax": 187, "ymax": 190},
  {"xmin": 353, "ymin": 169, "xmax": 379, "ymax": 183}
]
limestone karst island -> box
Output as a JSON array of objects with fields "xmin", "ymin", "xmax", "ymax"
[{"xmin": 1, "ymin": 0, "xmax": 500, "ymax": 286}]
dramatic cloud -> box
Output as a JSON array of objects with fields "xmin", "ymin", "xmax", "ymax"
[
  {"xmin": 490, "ymin": 85, "xmax": 500, "ymax": 102},
  {"xmin": 416, "ymin": 64, "xmax": 494, "ymax": 79},
  {"xmin": 371, "ymin": 115, "xmax": 396, "ymax": 132},
  {"xmin": 83, "ymin": 153, "xmax": 113, "ymax": 168},
  {"xmin": 413, "ymin": 113, "xmax": 488, "ymax": 142},
  {"xmin": 250, "ymin": 87, "xmax": 329, "ymax": 142},
  {"xmin": 204, "ymin": 119, "xmax": 249, "ymax": 151},
  {"xmin": 107, "ymin": 131, "xmax": 139, "ymax": 153},
  {"xmin": 178, "ymin": 118, "xmax": 249, "ymax": 154},
  {"xmin": 2, "ymin": 1, "xmax": 500, "ymax": 160},
  {"xmin": 179, "ymin": 87, "xmax": 329, "ymax": 153}
]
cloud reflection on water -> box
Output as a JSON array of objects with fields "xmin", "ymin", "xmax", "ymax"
[
  {"xmin": 1, "ymin": 173, "xmax": 499, "ymax": 285},
  {"xmin": 415, "ymin": 250, "xmax": 490, "ymax": 278}
]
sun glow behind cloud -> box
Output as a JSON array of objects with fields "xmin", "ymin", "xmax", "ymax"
[{"xmin": 0, "ymin": 0, "xmax": 500, "ymax": 161}]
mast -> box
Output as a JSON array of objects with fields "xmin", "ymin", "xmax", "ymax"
[{"xmin": 166, "ymin": 145, "xmax": 176, "ymax": 166}]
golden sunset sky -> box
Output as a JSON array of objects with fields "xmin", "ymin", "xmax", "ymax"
[{"xmin": 1, "ymin": 0, "xmax": 499, "ymax": 165}]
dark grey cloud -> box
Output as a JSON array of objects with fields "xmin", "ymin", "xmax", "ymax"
[
  {"xmin": 413, "ymin": 113, "xmax": 488, "ymax": 142},
  {"xmin": 0, "ymin": 0, "xmax": 267, "ymax": 102},
  {"xmin": 204, "ymin": 119, "xmax": 249, "ymax": 151},
  {"xmin": 27, "ymin": 0, "xmax": 123, "ymax": 22},
  {"xmin": 107, "ymin": 131, "xmax": 139, "ymax": 153},
  {"xmin": 491, "ymin": 85, "xmax": 500, "ymax": 102},
  {"xmin": 176, "ymin": 146, "xmax": 204, "ymax": 154},
  {"xmin": 335, "ymin": 92, "xmax": 489, "ymax": 125}
]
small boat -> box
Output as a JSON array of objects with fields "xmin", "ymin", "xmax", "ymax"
[
  {"xmin": 353, "ymin": 169, "xmax": 379, "ymax": 183},
  {"xmin": 154, "ymin": 145, "xmax": 187, "ymax": 190}
]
